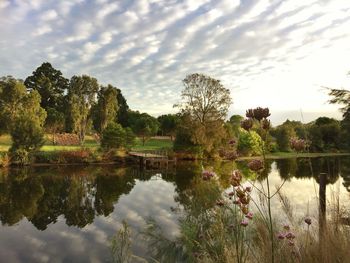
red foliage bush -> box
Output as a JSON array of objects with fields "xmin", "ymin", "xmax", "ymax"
[{"xmin": 55, "ymin": 133, "xmax": 80, "ymax": 146}]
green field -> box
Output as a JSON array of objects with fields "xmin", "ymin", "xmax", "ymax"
[{"xmin": 0, "ymin": 135, "xmax": 174, "ymax": 152}]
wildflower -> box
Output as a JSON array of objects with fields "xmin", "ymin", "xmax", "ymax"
[
  {"xmin": 233, "ymin": 199, "xmax": 241, "ymax": 205},
  {"xmin": 236, "ymin": 187, "xmax": 245, "ymax": 198},
  {"xmin": 228, "ymin": 191, "xmax": 234, "ymax": 197},
  {"xmin": 252, "ymin": 107, "xmax": 270, "ymax": 121},
  {"xmin": 245, "ymin": 186, "xmax": 252, "ymax": 192},
  {"xmin": 290, "ymin": 137, "xmax": 306, "ymax": 152},
  {"xmin": 288, "ymin": 240, "xmax": 295, "ymax": 246},
  {"xmin": 228, "ymin": 139, "xmax": 236, "ymax": 145},
  {"xmin": 277, "ymin": 233, "xmax": 285, "ymax": 240},
  {"xmin": 216, "ymin": 199, "xmax": 225, "ymax": 206},
  {"xmin": 240, "ymin": 219, "xmax": 249, "ymax": 227},
  {"xmin": 245, "ymin": 212, "xmax": 253, "ymax": 220},
  {"xmin": 246, "ymin": 109, "xmax": 254, "ymax": 118},
  {"xmin": 261, "ymin": 118, "xmax": 271, "ymax": 130},
  {"xmin": 230, "ymin": 170, "xmax": 242, "ymax": 186},
  {"xmin": 248, "ymin": 159, "xmax": 264, "ymax": 172},
  {"xmin": 202, "ymin": 170, "xmax": 215, "ymax": 181},
  {"xmin": 285, "ymin": 232, "xmax": 296, "ymax": 240},
  {"xmin": 241, "ymin": 119, "xmax": 253, "ymax": 131},
  {"xmin": 241, "ymin": 206, "xmax": 249, "ymax": 215},
  {"xmin": 240, "ymin": 195, "xmax": 250, "ymax": 205},
  {"xmin": 304, "ymin": 217, "xmax": 312, "ymax": 225}
]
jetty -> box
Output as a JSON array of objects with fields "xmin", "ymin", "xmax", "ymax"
[{"xmin": 128, "ymin": 150, "xmax": 176, "ymax": 170}]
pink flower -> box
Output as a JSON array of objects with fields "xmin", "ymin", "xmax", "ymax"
[
  {"xmin": 277, "ymin": 233, "xmax": 285, "ymax": 240},
  {"xmin": 248, "ymin": 159, "xmax": 264, "ymax": 172},
  {"xmin": 285, "ymin": 232, "xmax": 296, "ymax": 240},
  {"xmin": 245, "ymin": 186, "xmax": 252, "ymax": 192},
  {"xmin": 202, "ymin": 170, "xmax": 215, "ymax": 181},
  {"xmin": 240, "ymin": 220, "xmax": 249, "ymax": 227},
  {"xmin": 245, "ymin": 212, "xmax": 253, "ymax": 220},
  {"xmin": 216, "ymin": 199, "xmax": 225, "ymax": 206}
]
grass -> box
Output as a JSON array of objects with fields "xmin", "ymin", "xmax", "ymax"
[
  {"xmin": 131, "ymin": 137, "xmax": 174, "ymax": 151},
  {"xmin": 237, "ymin": 151, "xmax": 350, "ymax": 160},
  {"xmin": 0, "ymin": 134, "xmax": 174, "ymax": 153}
]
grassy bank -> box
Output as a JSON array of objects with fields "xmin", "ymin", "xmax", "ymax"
[
  {"xmin": 237, "ymin": 152, "xmax": 350, "ymax": 161},
  {"xmin": 0, "ymin": 135, "xmax": 174, "ymax": 153}
]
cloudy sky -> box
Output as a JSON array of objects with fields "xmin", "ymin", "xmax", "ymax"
[{"xmin": 1, "ymin": 0, "xmax": 350, "ymax": 124}]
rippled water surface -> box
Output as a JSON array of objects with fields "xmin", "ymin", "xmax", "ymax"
[{"xmin": 0, "ymin": 156, "xmax": 349, "ymax": 262}]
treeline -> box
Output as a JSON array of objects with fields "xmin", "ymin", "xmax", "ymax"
[{"xmin": 0, "ymin": 62, "xmax": 178, "ymax": 162}]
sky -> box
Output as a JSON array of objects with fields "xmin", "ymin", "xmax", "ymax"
[{"xmin": 0, "ymin": 0, "xmax": 350, "ymax": 124}]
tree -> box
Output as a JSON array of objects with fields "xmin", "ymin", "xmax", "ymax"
[
  {"xmin": 175, "ymin": 73, "xmax": 232, "ymax": 156},
  {"xmin": 45, "ymin": 108, "xmax": 65, "ymax": 144},
  {"xmin": 237, "ymin": 128, "xmax": 263, "ymax": 156},
  {"xmin": 67, "ymin": 75, "xmax": 99, "ymax": 144},
  {"xmin": 116, "ymin": 89, "xmax": 129, "ymax": 127},
  {"xmin": 178, "ymin": 73, "xmax": 232, "ymax": 124},
  {"xmin": 328, "ymin": 88, "xmax": 350, "ymax": 150},
  {"xmin": 129, "ymin": 111, "xmax": 159, "ymax": 145},
  {"xmin": 100, "ymin": 123, "xmax": 126, "ymax": 150},
  {"xmin": 157, "ymin": 114, "xmax": 179, "ymax": 140},
  {"xmin": 308, "ymin": 117, "xmax": 341, "ymax": 152},
  {"xmin": 92, "ymin": 85, "xmax": 118, "ymax": 133},
  {"xmin": 24, "ymin": 62, "xmax": 68, "ymax": 112},
  {"xmin": 9, "ymin": 90, "xmax": 47, "ymax": 164},
  {"xmin": 0, "ymin": 76, "xmax": 27, "ymax": 133}
]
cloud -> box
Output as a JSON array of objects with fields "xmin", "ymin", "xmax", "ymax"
[
  {"xmin": 0, "ymin": 0, "xmax": 350, "ymax": 122},
  {"xmin": 40, "ymin": 9, "xmax": 58, "ymax": 21}
]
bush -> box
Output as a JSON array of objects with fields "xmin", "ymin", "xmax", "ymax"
[
  {"xmin": 0, "ymin": 152, "xmax": 9, "ymax": 167},
  {"xmin": 101, "ymin": 123, "xmax": 126, "ymax": 150},
  {"xmin": 124, "ymin": 127, "xmax": 136, "ymax": 150},
  {"xmin": 55, "ymin": 133, "xmax": 80, "ymax": 145},
  {"xmin": 9, "ymin": 148, "xmax": 31, "ymax": 166},
  {"xmin": 10, "ymin": 117, "xmax": 45, "ymax": 152},
  {"xmin": 237, "ymin": 128, "xmax": 263, "ymax": 156}
]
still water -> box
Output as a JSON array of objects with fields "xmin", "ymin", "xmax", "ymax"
[{"xmin": 0, "ymin": 157, "xmax": 349, "ymax": 262}]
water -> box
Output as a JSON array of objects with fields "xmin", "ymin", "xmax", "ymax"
[{"xmin": 0, "ymin": 156, "xmax": 349, "ymax": 262}]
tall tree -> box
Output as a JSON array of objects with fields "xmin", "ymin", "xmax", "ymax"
[
  {"xmin": 157, "ymin": 114, "xmax": 179, "ymax": 139},
  {"xmin": 116, "ymin": 88, "xmax": 129, "ymax": 127},
  {"xmin": 175, "ymin": 73, "xmax": 232, "ymax": 156},
  {"xmin": 67, "ymin": 75, "xmax": 99, "ymax": 144},
  {"xmin": 328, "ymin": 88, "xmax": 350, "ymax": 150},
  {"xmin": 0, "ymin": 76, "xmax": 26, "ymax": 133},
  {"xmin": 129, "ymin": 111, "xmax": 159, "ymax": 145},
  {"xmin": 92, "ymin": 85, "xmax": 118, "ymax": 133},
  {"xmin": 24, "ymin": 62, "xmax": 69, "ymax": 112}
]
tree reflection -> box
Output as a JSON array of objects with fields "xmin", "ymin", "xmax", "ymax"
[{"xmin": 0, "ymin": 166, "xmax": 136, "ymax": 230}]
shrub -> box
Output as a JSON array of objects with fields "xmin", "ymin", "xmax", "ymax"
[
  {"xmin": 0, "ymin": 152, "xmax": 9, "ymax": 167},
  {"xmin": 237, "ymin": 128, "xmax": 263, "ymax": 156},
  {"xmin": 124, "ymin": 127, "xmax": 136, "ymax": 150},
  {"xmin": 55, "ymin": 133, "xmax": 80, "ymax": 145},
  {"xmin": 57, "ymin": 149, "xmax": 92, "ymax": 163},
  {"xmin": 9, "ymin": 148, "xmax": 31, "ymax": 166},
  {"xmin": 10, "ymin": 116, "xmax": 45, "ymax": 152},
  {"xmin": 101, "ymin": 123, "xmax": 126, "ymax": 150}
]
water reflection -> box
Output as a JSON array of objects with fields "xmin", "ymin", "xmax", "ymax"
[{"xmin": 0, "ymin": 157, "xmax": 349, "ymax": 262}]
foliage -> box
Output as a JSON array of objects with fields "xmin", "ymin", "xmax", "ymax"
[
  {"xmin": 308, "ymin": 117, "xmax": 341, "ymax": 152},
  {"xmin": 124, "ymin": 127, "xmax": 136, "ymax": 150},
  {"xmin": 0, "ymin": 77, "xmax": 27, "ymax": 133},
  {"xmin": 101, "ymin": 123, "xmax": 126, "ymax": 150},
  {"xmin": 67, "ymin": 75, "xmax": 99, "ymax": 143},
  {"xmin": 9, "ymin": 89, "xmax": 47, "ymax": 159},
  {"xmin": 237, "ymin": 128, "xmax": 263, "ymax": 156},
  {"xmin": 111, "ymin": 221, "xmax": 132, "ymax": 263},
  {"xmin": 175, "ymin": 73, "xmax": 232, "ymax": 157},
  {"xmin": 116, "ymin": 89, "xmax": 129, "ymax": 127},
  {"xmin": 24, "ymin": 62, "xmax": 68, "ymax": 112},
  {"xmin": 129, "ymin": 111, "xmax": 159, "ymax": 145},
  {"xmin": 45, "ymin": 108, "xmax": 65, "ymax": 144},
  {"xmin": 157, "ymin": 114, "xmax": 179, "ymax": 139},
  {"xmin": 55, "ymin": 133, "xmax": 80, "ymax": 145},
  {"xmin": 92, "ymin": 85, "xmax": 118, "ymax": 133}
]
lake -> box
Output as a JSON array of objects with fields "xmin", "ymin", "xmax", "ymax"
[{"xmin": 0, "ymin": 156, "xmax": 349, "ymax": 262}]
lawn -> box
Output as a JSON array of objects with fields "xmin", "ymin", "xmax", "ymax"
[{"xmin": 0, "ymin": 134, "xmax": 174, "ymax": 152}]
